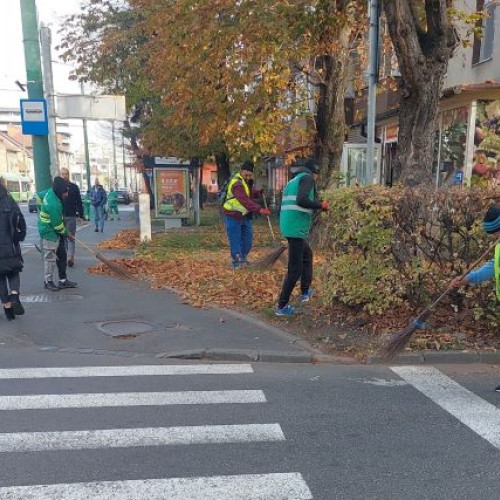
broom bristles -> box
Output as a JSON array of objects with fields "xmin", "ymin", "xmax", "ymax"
[
  {"xmin": 95, "ymin": 252, "xmax": 136, "ymax": 281},
  {"xmin": 381, "ymin": 324, "xmax": 419, "ymax": 360},
  {"xmin": 253, "ymin": 245, "xmax": 287, "ymax": 269}
]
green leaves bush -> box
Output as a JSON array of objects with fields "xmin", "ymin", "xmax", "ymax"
[{"xmin": 316, "ymin": 186, "xmax": 500, "ymax": 319}]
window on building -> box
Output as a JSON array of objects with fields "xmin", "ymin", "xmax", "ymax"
[
  {"xmin": 210, "ymin": 172, "xmax": 217, "ymax": 185},
  {"xmin": 472, "ymin": 0, "xmax": 497, "ymax": 65}
]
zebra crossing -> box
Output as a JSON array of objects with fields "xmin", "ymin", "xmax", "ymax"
[{"xmin": 0, "ymin": 363, "xmax": 313, "ymax": 499}]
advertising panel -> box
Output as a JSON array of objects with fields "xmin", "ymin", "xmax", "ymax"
[{"xmin": 154, "ymin": 167, "xmax": 190, "ymax": 218}]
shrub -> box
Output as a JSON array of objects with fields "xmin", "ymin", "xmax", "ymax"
[{"xmin": 316, "ymin": 186, "xmax": 500, "ymax": 318}]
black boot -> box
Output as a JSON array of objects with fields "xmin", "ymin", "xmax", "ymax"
[
  {"xmin": 44, "ymin": 281, "xmax": 60, "ymax": 292},
  {"xmin": 10, "ymin": 294, "xmax": 25, "ymax": 315},
  {"xmin": 3, "ymin": 306, "xmax": 15, "ymax": 321}
]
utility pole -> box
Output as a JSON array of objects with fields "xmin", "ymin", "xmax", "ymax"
[
  {"xmin": 366, "ymin": 0, "xmax": 380, "ymax": 184},
  {"xmin": 81, "ymin": 81, "xmax": 91, "ymax": 191},
  {"xmin": 20, "ymin": 0, "xmax": 51, "ymax": 191},
  {"xmin": 112, "ymin": 121, "xmax": 117, "ymax": 188},
  {"xmin": 122, "ymin": 130, "xmax": 127, "ymax": 189},
  {"xmin": 40, "ymin": 23, "xmax": 59, "ymax": 178}
]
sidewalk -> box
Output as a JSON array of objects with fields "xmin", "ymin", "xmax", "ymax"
[{"xmin": 0, "ymin": 208, "xmax": 320, "ymax": 363}]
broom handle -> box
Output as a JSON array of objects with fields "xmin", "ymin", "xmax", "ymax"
[
  {"xmin": 262, "ymin": 194, "xmax": 276, "ymax": 243},
  {"xmin": 72, "ymin": 236, "xmax": 99, "ymax": 256},
  {"xmin": 421, "ymin": 236, "xmax": 500, "ymax": 317}
]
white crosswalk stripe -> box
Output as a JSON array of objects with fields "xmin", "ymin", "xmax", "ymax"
[
  {"xmin": 0, "ymin": 473, "xmax": 313, "ymax": 500},
  {"xmin": 0, "ymin": 364, "xmax": 254, "ymax": 379},
  {"xmin": 0, "ymin": 424, "xmax": 286, "ymax": 453},
  {"xmin": 0, "ymin": 364, "xmax": 313, "ymax": 499}
]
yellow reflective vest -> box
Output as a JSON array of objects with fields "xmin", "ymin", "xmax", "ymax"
[
  {"xmin": 495, "ymin": 245, "xmax": 500, "ymax": 301},
  {"xmin": 223, "ymin": 174, "xmax": 251, "ymax": 216}
]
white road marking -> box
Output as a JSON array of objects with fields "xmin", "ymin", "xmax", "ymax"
[
  {"xmin": 0, "ymin": 473, "xmax": 313, "ymax": 499},
  {"xmin": 391, "ymin": 366, "xmax": 500, "ymax": 450},
  {"xmin": 0, "ymin": 364, "xmax": 254, "ymax": 379},
  {"xmin": 0, "ymin": 424, "xmax": 285, "ymax": 453},
  {"xmin": 0, "ymin": 390, "xmax": 267, "ymax": 411}
]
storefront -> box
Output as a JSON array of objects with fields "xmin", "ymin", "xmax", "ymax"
[{"xmin": 361, "ymin": 83, "xmax": 500, "ymax": 188}]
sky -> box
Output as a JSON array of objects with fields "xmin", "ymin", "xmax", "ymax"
[
  {"xmin": 0, "ymin": 0, "xmax": 115, "ymax": 149},
  {"xmin": 0, "ymin": 0, "xmax": 82, "ymax": 107}
]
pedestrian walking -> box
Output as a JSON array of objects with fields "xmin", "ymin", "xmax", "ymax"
[
  {"xmin": 221, "ymin": 161, "xmax": 270, "ymax": 268},
  {"xmin": 60, "ymin": 168, "xmax": 84, "ymax": 268},
  {"xmin": 107, "ymin": 188, "xmax": 120, "ymax": 220},
  {"xmin": 450, "ymin": 205, "xmax": 500, "ymax": 391},
  {"xmin": 90, "ymin": 179, "xmax": 107, "ymax": 232},
  {"xmin": 38, "ymin": 176, "xmax": 78, "ymax": 291},
  {"xmin": 0, "ymin": 181, "xmax": 26, "ymax": 320},
  {"xmin": 275, "ymin": 159, "xmax": 329, "ymax": 316}
]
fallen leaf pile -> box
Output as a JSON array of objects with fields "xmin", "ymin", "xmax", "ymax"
[{"xmin": 97, "ymin": 229, "xmax": 141, "ymax": 250}]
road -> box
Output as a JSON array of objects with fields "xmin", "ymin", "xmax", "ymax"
[{"xmin": 1, "ymin": 205, "xmax": 500, "ymax": 499}]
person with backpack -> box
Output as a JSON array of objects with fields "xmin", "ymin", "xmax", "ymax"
[
  {"xmin": 221, "ymin": 161, "xmax": 270, "ymax": 268},
  {"xmin": 90, "ymin": 179, "xmax": 107, "ymax": 232},
  {"xmin": 0, "ymin": 180, "xmax": 26, "ymax": 320},
  {"xmin": 275, "ymin": 159, "xmax": 329, "ymax": 316}
]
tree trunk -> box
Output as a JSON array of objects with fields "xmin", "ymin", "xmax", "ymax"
[
  {"xmin": 382, "ymin": 0, "xmax": 458, "ymax": 186},
  {"xmin": 215, "ymin": 151, "xmax": 231, "ymax": 188},
  {"xmin": 314, "ymin": 31, "xmax": 351, "ymax": 190}
]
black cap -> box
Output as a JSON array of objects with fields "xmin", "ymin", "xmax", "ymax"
[
  {"xmin": 241, "ymin": 160, "xmax": 254, "ymax": 172},
  {"xmin": 53, "ymin": 176, "xmax": 69, "ymax": 200},
  {"xmin": 305, "ymin": 159, "xmax": 320, "ymax": 174}
]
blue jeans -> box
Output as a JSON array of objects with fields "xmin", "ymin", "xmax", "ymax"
[
  {"xmin": 225, "ymin": 216, "xmax": 253, "ymax": 267},
  {"xmin": 94, "ymin": 205, "xmax": 105, "ymax": 231}
]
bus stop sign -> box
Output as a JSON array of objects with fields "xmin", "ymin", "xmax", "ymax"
[{"xmin": 20, "ymin": 99, "xmax": 49, "ymax": 135}]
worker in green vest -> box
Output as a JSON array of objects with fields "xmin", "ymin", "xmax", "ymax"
[
  {"xmin": 451, "ymin": 205, "xmax": 500, "ymax": 391},
  {"xmin": 83, "ymin": 191, "xmax": 91, "ymax": 221},
  {"xmin": 275, "ymin": 159, "xmax": 329, "ymax": 316},
  {"xmin": 221, "ymin": 161, "xmax": 270, "ymax": 268},
  {"xmin": 107, "ymin": 188, "xmax": 120, "ymax": 220}
]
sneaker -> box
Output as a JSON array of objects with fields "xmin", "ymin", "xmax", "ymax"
[
  {"xmin": 94, "ymin": 228, "xmax": 99, "ymax": 232},
  {"xmin": 9, "ymin": 294, "xmax": 24, "ymax": 315},
  {"xmin": 44, "ymin": 281, "xmax": 60, "ymax": 292},
  {"xmin": 68, "ymin": 258, "xmax": 75, "ymax": 268},
  {"xmin": 300, "ymin": 288, "xmax": 313, "ymax": 302},
  {"xmin": 495, "ymin": 385, "xmax": 500, "ymax": 392},
  {"xmin": 3, "ymin": 306, "xmax": 15, "ymax": 321},
  {"xmin": 275, "ymin": 304, "xmax": 298, "ymax": 317},
  {"xmin": 58, "ymin": 279, "xmax": 78, "ymax": 289}
]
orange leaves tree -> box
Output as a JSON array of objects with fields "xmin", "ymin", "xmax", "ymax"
[{"xmin": 60, "ymin": 0, "xmax": 368, "ymax": 187}]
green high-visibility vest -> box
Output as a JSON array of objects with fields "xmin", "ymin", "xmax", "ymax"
[
  {"xmin": 494, "ymin": 245, "xmax": 500, "ymax": 301},
  {"xmin": 280, "ymin": 172, "xmax": 315, "ymax": 239}
]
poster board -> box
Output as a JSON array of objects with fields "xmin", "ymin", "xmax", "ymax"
[{"xmin": 153, "ymin": 167, "xmax": 191, "ymax": 219}]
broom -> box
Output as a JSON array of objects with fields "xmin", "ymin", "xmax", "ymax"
[
  {"xmin": 382, "ymin": 237, "xmax": 500, "ymax": 359},
  {"xmin": 73, "ymin": 236, "xmax": 136, "ymax": 281},
  {"xmin": 252, "ymin": 195, "xmax": 287, "ymax": 269}
]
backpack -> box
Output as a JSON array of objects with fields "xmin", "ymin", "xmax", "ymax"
[{"xmin": 217, "ymin": 175, "xmax": 236, "ymax": 208}]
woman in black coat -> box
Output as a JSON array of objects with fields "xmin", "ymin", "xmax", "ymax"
[{"xmin": 0, "ymin": 182, "xmax": 26, "ymax": 320}]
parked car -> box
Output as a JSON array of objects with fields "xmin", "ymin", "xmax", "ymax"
[
  {"xmin": 116, "ymin": 189, "xmax": 131, "ymax": 205},
  {"xmin": 28, "ymin": 196, "xmax": 38, "ymax": 213}
]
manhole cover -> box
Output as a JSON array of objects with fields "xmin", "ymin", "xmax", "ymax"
[
  {"xmin": 97, "ymin": 320, "xmax": 154, "ymax": 337},
  {"xmin": 23, "ymin": 294, "xmax": 84, "ymax": 303}
]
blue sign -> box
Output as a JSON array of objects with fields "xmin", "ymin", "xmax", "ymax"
[
  {"xmin": 454, "ymin": 171, "xmax": 464, "ymax": 185},
  {"xmin": 20, "ymin": 99, "xmax": 49, "ymax": 135}
]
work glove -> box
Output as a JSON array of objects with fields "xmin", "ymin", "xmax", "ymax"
[
  {"xmin": 260, "ymin": 208, "xmax": 271, "ymax": 216},
  {"xmin": 321, "ymin": 201, "xmax": 330, "ymax": 211}
]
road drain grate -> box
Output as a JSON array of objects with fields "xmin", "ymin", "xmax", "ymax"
[{"xmin": 23, "ymin": 294, "xmax": 84, "ymax": 303}]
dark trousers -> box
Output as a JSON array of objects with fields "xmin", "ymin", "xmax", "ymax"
[
  {"xmin": 278, "ymin": 238, "xmax": 313, "ymax": 308},
  {"xmin": 0, "ymin": 272, "xmax": 21, "ymax": 304}
]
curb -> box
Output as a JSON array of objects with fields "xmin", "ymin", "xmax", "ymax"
[
  {"xmin": 37, "ymin": 345, "xmax": 342, "ymax": 364},
  {"xmin": 367, "ymin": 351, "xmax": 500, "ymax": 365}
]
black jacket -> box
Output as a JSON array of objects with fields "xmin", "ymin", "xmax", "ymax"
[
  {"xmin": 0, "ymin": 185, "xmax": 26, "ymax": 274},
  {"xmin": 63, "ymin": 181, "xmax": 84, "ymax": 217}
]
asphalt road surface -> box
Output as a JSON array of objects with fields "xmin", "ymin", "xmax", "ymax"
[{"xmin": 0, "ymin": 349, "xmax": 500, "ymax": 499}]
